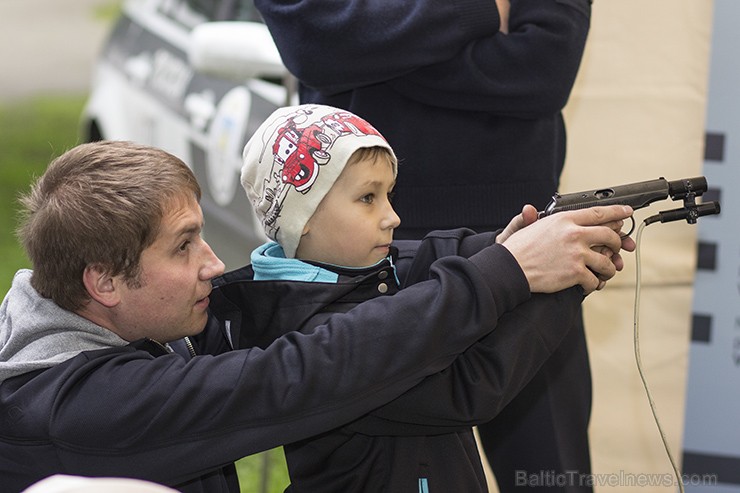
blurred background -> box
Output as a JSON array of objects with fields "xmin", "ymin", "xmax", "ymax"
[{"xmin": 0, "ymin": 0, "xmax": 114, "ymax": 299}]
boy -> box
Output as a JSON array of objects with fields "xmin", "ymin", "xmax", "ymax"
[{"xmin": 236, "ymin": 104, "xmax": 623, "ymax": 492}]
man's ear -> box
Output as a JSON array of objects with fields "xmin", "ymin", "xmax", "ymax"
[{"xmin": 82, "ymin": 264, "xmax": 120, "ymax": 308}]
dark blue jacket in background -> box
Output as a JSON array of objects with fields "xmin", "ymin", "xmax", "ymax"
[{"xmin": 255, "ymin": 0, "xmax": 591, "ymax": 231}]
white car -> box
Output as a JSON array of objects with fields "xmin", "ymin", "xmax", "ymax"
[{"xmin": 82, "ymin": 0, "xmax": 293, "ymax": 268}]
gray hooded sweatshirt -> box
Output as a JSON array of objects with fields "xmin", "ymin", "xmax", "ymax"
[{"xmin": 0, "ymin": 269, "xmax": 127, "ymax": 384}]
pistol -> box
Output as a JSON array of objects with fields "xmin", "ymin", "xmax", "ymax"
[{"xmin": 540, "ymin": 176, "xmax": 720, "ymax": 229}]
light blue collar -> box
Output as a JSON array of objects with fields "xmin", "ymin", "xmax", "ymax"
[
  {"xmin": 251, "ymin": 242, "xmax": 339, "ymax": 282},
  {"xmin": 250, "ymin": 242, "xmax": 395, "ymax": 283}
]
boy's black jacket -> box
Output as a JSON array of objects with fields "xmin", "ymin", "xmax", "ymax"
[{"xmin": 213, "ymin": 229, "xmax": 583, "ymax": 492}]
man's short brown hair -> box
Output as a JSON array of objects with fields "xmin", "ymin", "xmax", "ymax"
[{"xmin": 17, "ymin": 141, "xmax": 201, "ymax": 311}]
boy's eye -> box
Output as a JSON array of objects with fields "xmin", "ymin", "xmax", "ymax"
[{"xmin": 360, "ymin": 194, "xmax": 374, "ymax": 204}]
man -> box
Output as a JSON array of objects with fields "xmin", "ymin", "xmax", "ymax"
[{"xmin": 0, "ymin": 141, "xmax": 632, "ymax": 492}]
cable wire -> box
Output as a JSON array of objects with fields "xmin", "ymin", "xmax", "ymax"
[{"xmin": 633, "ymin": 220, "xmax": 685, "ymax": 493}]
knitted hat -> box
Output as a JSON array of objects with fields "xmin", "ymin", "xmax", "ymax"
[{"xmin": 241, "ymin": 104, "xmax": 397, "ymax": 257}]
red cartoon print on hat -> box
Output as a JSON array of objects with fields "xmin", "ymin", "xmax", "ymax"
[
  {"xmin": 272, "ymin": 109, "xmax": 382, "ymax": 192},
  {"xmin": 257, "ymin": 106, "xmax": 384, "ymax": 237}
]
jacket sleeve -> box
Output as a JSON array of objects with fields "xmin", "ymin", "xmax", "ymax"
[
  {"xmin": 387, "ymin": 0, "xmax": 591, "ymax": 115},
  {"xmin": 347, "ymin": 229, "xmax": 583, "ymax": 434},
  {"xmin": 254, "ymin": 0, "xmax": 501, "ymax": 94},
  {"xmin": 348, "ymin": 289, "xmax": 583, "ymax": 434},
  {"xmin": 41, "ymin": 243, "xmax": 530, "ymax": 485}
]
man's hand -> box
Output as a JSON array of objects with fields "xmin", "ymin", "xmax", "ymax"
[
  {"xmin": 496, "ymin": 204, "xmax": 539, "ymax": 245},
  {"xmin": 499, "ymin": 205, "xmax": 635, "ymax": 295}
]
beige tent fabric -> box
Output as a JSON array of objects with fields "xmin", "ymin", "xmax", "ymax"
[
  {"xmin": 479, "ymin": 1, "xmax": 715, "ymax": 492},
  {"xmin": 564, "ymin": 2, "xmax": 713, "ymax": 492}
]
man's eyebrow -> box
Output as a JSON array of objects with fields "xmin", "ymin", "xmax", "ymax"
[{"xmin": 173, "ymin": 222, "xmax": 203, "ymax": 239}]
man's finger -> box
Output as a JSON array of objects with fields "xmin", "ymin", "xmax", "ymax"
[
  {"xmin": 569, "ymin": 205, "xmax": 633, "ymax": 226},
  {"xmin": 585, "ymin": 248, "xmax": 618, "ymax": 282}
]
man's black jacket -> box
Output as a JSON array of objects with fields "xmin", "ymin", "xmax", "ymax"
[{"xmin": 0, "ymin": 230, "xmax": 571, "ymax": 492}]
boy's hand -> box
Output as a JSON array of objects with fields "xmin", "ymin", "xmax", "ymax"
[{"xmin": 500, "ymin": 205, "xmax": 635, "ymax": 295}]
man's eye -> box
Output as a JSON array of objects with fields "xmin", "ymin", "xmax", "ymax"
[{"xmin": 178, "ymin": 241, "xmax": 191, "ymax": 252}]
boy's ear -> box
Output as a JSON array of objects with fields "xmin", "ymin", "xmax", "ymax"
[{"xmin": 82, "ymin": 264, "xmax": 121, "ymax": 308}]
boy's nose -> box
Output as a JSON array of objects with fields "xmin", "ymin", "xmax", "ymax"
[{"xmin": 384, "ymin": 205, "xmax": 401, "ymax": 230}]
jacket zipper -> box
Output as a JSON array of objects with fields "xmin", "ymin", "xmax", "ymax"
[{"xmin": 183, "ymin": 336, "xmax": 196, "ymax": 358}]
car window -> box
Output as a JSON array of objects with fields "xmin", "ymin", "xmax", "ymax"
[
  {"xmin": 158, "ymin": 0, "xmax": 215, "ymax": 27},
  {"xmin": 221, "ymin": 0, "xmax": 263, "ymax": 22},
  {"xmin": 158, "ymin": 0, "xmax": 263, "ymax": 26}
]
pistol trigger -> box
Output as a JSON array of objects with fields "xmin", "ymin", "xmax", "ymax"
[{"xmin": 621, "ymin": 216, "xmax": 636, "ymax": 238}]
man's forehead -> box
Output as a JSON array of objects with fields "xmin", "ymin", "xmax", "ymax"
[{"xmin": 159, "ymin": 195, "xmax": 203, "ymax": 236}]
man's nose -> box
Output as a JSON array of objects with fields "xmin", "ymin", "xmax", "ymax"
[{"xmin": 200, "ymin": 240, "xmax": 226, "ymax": 280}]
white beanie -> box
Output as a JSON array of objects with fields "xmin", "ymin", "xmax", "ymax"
[
  {"xmin": 241, "ymin": 104, "xmax": 397, "ymax": 257},
  {"xmin": 21, "ymin": 475, "xmax": 177, "ymax": 492}
]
